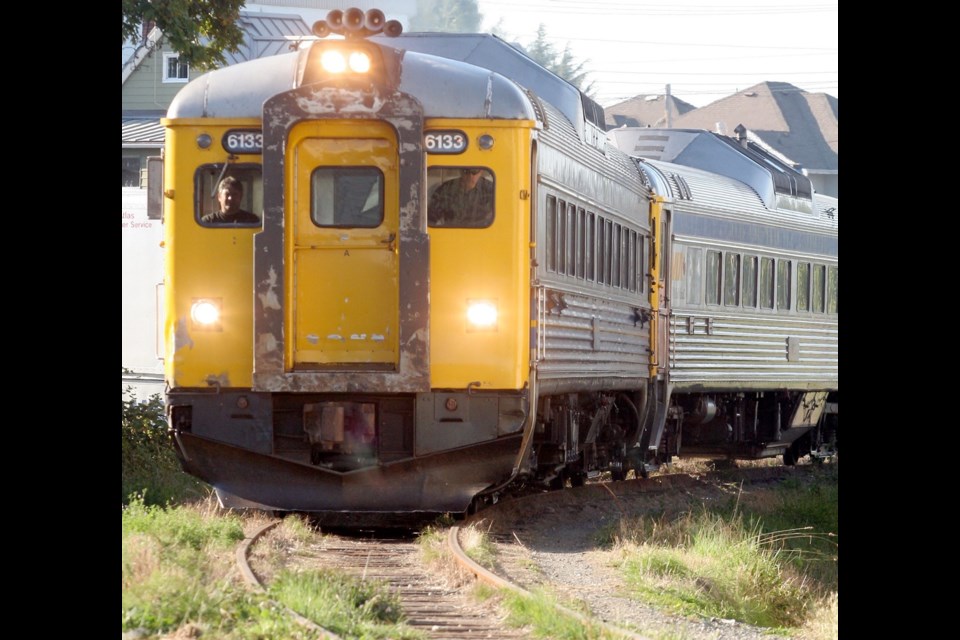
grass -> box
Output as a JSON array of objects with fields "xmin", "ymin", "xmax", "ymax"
[
  {"xmin": 605, "ymin": 463, "xmax": 838, "ymax": 634},
  {"xmin": 420, "ymin": 521, "xmax": 631, "ymax": 640},
  {"xmin": 122, "ymin": 498, "xmax": 427, "ymax": 639},
  {"xmin": 497, "ymin": 587, "xmax": 625, "ymax": 640},
  {"xmin": 269, "ymin": 570, "xmax": 422, "ymax": 639},
  {"xmin": 121, "ymin": 497, "xmax": 301, "ymax": 638}
]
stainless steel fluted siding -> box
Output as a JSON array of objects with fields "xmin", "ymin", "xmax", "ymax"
[
  {"xmin": 668, "ymin": 311, "xmax": 838, "ymax": 388},
  {"xmin": 538, "ymin": 290, "xmax": 650, "ymax": 382}
]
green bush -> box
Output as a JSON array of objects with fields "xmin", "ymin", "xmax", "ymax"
[{"xmin": 122, "ymin": 382, "xmax": 206, "ymax": 506}]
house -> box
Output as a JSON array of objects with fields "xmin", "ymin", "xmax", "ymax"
[
  {"xmin": 670, "ymin": 81, "xmax": 838, "ymax": 198},
  {"xmin": 604, "ymin": 93, "xmax": 696, "ymax": 129},
  {"xmin": 122, "ymin": 11, "xmax": 315, "ymax": 187}
]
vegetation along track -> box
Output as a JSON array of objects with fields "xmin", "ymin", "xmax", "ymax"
[
  {"xmin": 239, "ymin": 523, "xmax": 533, "ymax": 639},
  {"xmin": 237, "ymin": 461, "xmax": 833, "ymax": 639}
]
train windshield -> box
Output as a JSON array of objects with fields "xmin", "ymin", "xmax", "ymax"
[
  {"xmin": 195, "ymin": 164, "xmax": 263, "ymax": 227},
  {"xmin": 427, "ymin": 167, "xmax": 494, "ymax": 228},
  {"xmin": 311, "ymin": 167, "xmax": 384, "ymax": 228}
]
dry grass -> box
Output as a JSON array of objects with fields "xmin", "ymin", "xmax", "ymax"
[
  {"xmin": 245, "ymin": 514, "xmax": 317, "ymax": 583},
  {"xmin": 417, "ymin": 524, "xmax": 478, "ymax": 588},
  {"xmin": 800, "ymin": 592, "xmax": 838, "ymax": 640}
]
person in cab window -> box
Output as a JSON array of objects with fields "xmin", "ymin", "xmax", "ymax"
[
  {"xmin": 202, "ymin": 176, "xmax": 260, "ymax": 224},
  {"xmin": 428, "ymin": 168, "xmax": 493, "ymax": 227}
]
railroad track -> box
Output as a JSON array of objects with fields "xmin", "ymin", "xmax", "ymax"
[
  {"xmin": 239, "ymin": 524, "xmax": 531, "ymax": 639},
  {"xmin": 237, "ymin": 463, "xmax": 825, "ymax": 639}
]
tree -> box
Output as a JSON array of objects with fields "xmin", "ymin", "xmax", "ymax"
[
  {"xmin": 121, "ymin": 0, "xmax": 247, "ymax": 70},
  {"xmin": 523, "ymin": 25, "xmax": 596, "ymax": 97},
  {"xmin": 406, "ymin": 2, "xmax": 595, "ymax": 96},
  {"xmin": 409, "ymin": 0, "xmax": 484, "ymax": 33}
]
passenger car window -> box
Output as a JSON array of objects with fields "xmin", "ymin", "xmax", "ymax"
[
  {"xmin": 742, "ymin": 256, "xmax": 757, "ymax": 308},
  {"xmin": 724, "ymin": 253, "xmax": 740, "ymax": 306},
  {"xmin": 759, "ymin": 258, "xmax": 774, "ymax": 309}
]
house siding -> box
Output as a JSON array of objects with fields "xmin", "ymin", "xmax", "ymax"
[{"xmin": 122, "ymin": 46, "xmax": 191, "ymax": 112}]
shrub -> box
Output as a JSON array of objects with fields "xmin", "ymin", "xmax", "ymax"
[{"xmin": 122, "ymin": 381, "xmax": 206, "ymax": 506}]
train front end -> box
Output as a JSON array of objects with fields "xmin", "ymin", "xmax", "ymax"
[{"xmin": 162, "ymin": 13, "xmax": 539, "ymax": 524}]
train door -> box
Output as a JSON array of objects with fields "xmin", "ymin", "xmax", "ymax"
[
  {"xmin": 657, "ymin": 207, "xmax": 672, "ymax": 378},
  {"xmin": 288, "ymin": 121, "xmax": 399, "ymax": 369}
]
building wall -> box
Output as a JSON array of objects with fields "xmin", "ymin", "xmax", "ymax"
[
  {"xmin": 122, "ymin": 44, "xmax": 192, "ymax": 112},
  {"xmin": 122, "ymin": 187, "xmax": 166, "ymax": 400}
]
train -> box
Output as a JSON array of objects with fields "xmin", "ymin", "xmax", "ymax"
[{"xmin": 156, "ymin": 8, "xmax": 837, "ymax": 525}]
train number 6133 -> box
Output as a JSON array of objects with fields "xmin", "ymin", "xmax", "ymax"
[{"xmin": 424, "ymin": 130, "xmax": 467, "ymax": 154}]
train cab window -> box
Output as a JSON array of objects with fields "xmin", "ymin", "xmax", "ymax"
[
  {"xmin": 311, "ymin": 168, "xmax": 383, "ymax": 228},
  {"xmin": 827, "ymin": 266, "xmax": 839, "ymax": 314},
  {"xmin": 724, "ymin": 253, "xmax": 740, "ymax": 306},
  {"xmin": 705, "ymin": 250, "xmax": 721, "ymax": 305},
  {"xmin": 195, "ymin": 164, "xmax": 262, "ymax": 227},
  {"xmin": 743, "ymin": 256, "xmax": 758, "ymax": 307},
  {"xmin": 812, "ymin": 264, "xmax": 826, "ymax": 313},
  {"xmin": 427, "ymin": 166, "xmax": 494, "ymax": 228},
  {"xmin": 797, "ymin": 262, "xmax": 811, "ymax": 312},
  {"xmin": 759, "ymin": 257, "xmax": 775, "ymax": 309},
  {"xmin": 777, "ymin": 260, "xmax": 791, "ymax": 310}
]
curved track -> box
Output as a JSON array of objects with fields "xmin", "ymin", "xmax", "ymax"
[
  {"xmin": 238, "ymin": 524, "xmax": 531, "ymax": 638},
  {"xmin": 237, "ymin": 462, "xmax": 826, "ymax": 639}
]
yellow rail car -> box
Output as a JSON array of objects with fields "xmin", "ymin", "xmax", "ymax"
[{"xmin": 159, "ymin": 9, "xmax": 836, "ymax": 524}]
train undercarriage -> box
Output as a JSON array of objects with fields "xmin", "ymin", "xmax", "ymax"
[
  {"xmin": 168, "ymin": 384, "xmax": 837, "ymax": 524},
  {"xmin": 527, "ymin": 387, "xmax": 838, "ymax": 488}
]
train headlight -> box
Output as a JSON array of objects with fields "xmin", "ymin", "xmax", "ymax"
[
  {"xmin": 466, "ymin": 300, "xmax": 498, "ymax": 332},
  {"xmin": 348, "ymin": 51, "xmax": 371, "ymax": 73},
  {"xmin": 190, "ymin": 298, "xmax": 222, "ymax": 331},
  {"xmin": 319, "ymin": 49, "xmax": 372, "ymax": 74},
  {"xmin": 320, "ymin": 50, "xmax": 348, "ymax": 73}
]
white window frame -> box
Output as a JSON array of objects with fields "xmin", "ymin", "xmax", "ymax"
[{"xmin": 162, "ymin": 52, "xmax": 189, "ymax": 83}]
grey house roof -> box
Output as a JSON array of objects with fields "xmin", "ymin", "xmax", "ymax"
[
  {"xmin": 671, "ymin": 81, "xmax": 838, "ymax": 173},
  {"xmin": 122, "ymin": 118, "xmax": 165, "ymax": 148},
  {"xmin": 224, "ymin": 12, "xmax": 313, "ymax": 64},
  {"xmin": 122, "ymin": 11, "xmax": 312, "ymax": 84},
  {"xmin": 604, "ymin": 94, "xmax": 696, "ymax": 129}
]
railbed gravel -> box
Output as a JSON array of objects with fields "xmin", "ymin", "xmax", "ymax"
[{"xmin": 467, "ymin": 463, "xmax": 827, "ymax": 639}]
